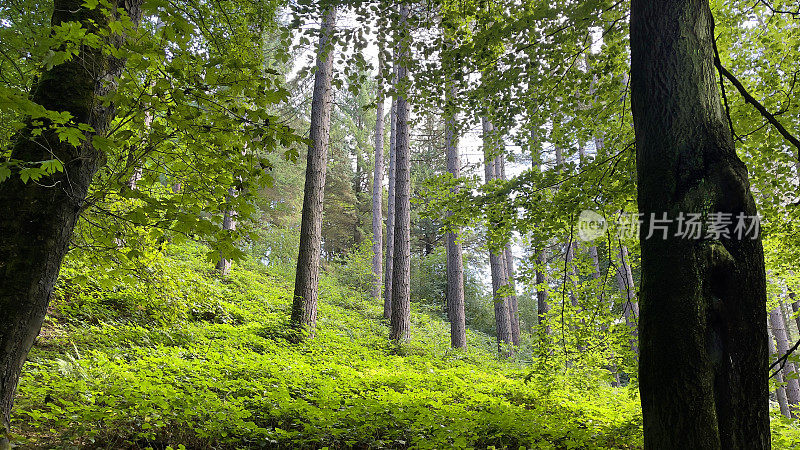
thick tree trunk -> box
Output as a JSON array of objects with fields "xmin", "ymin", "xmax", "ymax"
[
  {"xmin": 371, "ymin": 52, "xmax": 385, "ymax": 303},
  {"xmin": 389, "ymin": 4, "xmax": 411, "ymax": 342},
  {"xmin": 768, "ymin": 323, "xmax": 793, "ymax": 418},
  {"xmin": 0, "ymin": 0, "xmax": 143, "ymax": 442},
  {"xmin": 769, "ymin": 307, "xmax": 800, "ymax": 414},
  {"xmin": 383, "ymin": 66, "xmax": 398, "ymax": 321},
  {"xmin": 632, "ymin": 0, "xmax": 770, "ymax": 447},
  {"xmin": 444, "ymin": 67, "xmax": 466, "ymax": 349},
  {"xmin": 292, "ymin": 6, "xmax": 337, "ymax": 337},
  {"xmin": 616, "ymin": 246, "xmax": 639, "ymax": 357},
  {"xmin": 482, "ymin": 117, "xmax": 513, "ymax": 356},
  {"xmin": 216, "ymin": 188, "xmax": 237, "ymax": 276}
]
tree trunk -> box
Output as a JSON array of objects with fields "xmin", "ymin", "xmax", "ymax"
[
  {"xmin": 371, "ymin": 51, "xmax": 385, "ymax": 303},
  {"xmin": 616, "ymin": 245, "xmax": 639, "ymax": 357},
  {"xmin": 632, "ymin": 0, "xmax": 770, "ymax": 447},
  {"xmin": 536, "ymin": 250, "xmax": 551, "ymax": 336},
  {"xmin": 444, "ymin": 60, "xmax": 466, "ymax": 349},
  {"xmin": 291, "ymin": 6, "xmax": 337, "ymax": 338},
  {"xmin": 769, "ymin": 307, "xmax": 800, "ymax": 415},
  {"xmin": 383, "ymin": 60, "xmax": 398, "ymax": 321},
  {"xmin": 780, "ymin": 299, "xmax": 795, "ymax": 341},
  {"xmin": 0, "ymin": 0, "xmax": 143, "ymax": 442},
  {"xmin": 482, "ymin": 117, "xmax": 513, "ymax": 356},
  {"xmin": 504, "ymin": 245, "xmax": 520, "ymax": 345},
  {"xmin": 768, "ymin": 325, "xmax": 793, "ymax": 419},
  {"xmin": 216, "ymin": 188, "xmax": 237, "ymax": 276},
  {"xmin": 497, "ymin": 153, "xmax": 520, "ymax": 345},
  {"xmin": 389, "ymin": 3, "xmax": 411, "ymax": 342}
]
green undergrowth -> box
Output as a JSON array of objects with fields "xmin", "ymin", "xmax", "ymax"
[{"xmin": 8, "ymin": 243, "xmax": 796, "ymax": 448}]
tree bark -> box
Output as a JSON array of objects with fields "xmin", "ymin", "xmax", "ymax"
[
  {"xmin": 389, "ymin": 3, "xmax": 411, "ymax": 342},
  {"xmin": 292, "ymin": 6, "xmax": 337, "ymax": 337},
  {"xmin": 371, "ymin": 51, "xmax": 385, "ymax": 303},
  {"xmin": 769, "ymin": 307, "xmax": 800, "ymax": 415},
  {"xmin": 632, "ymin": 0, "xmax": 770, "ymax": 447},
  {"xmin": 768, "ymin": 323, "xmax": 793, "ymax": 418},
  {"xmin": 0, "ymin": 0, "xmax": 143, "ymax": 442},
  {"xmin": 482, "ymin": 117, "xmax": 513, "ymax": 356},
  {"xmin": 444, "ymin": 59, "xmax": 466, "ymax": 349}
]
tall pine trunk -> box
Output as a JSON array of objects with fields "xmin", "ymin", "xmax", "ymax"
[
  {"xmin": 0, "ymin": 0, "xmax": 143, "ymax": 441},
  {"xmin": 482, "ymin": 117, "xmax": 513, "ymax": 356},
  {"xmin": 383, "ymin": 57, "xmax": 398, "ymax": 321},
  {"xmin": 371, "ymin": 52, "xmax": 385, "ymax": 303},
  {"xmin": 497, "ymin": 154, "xmax": 520, "ymax": 345},
  {"xmin": 444, "ymin": 53, "xmax": 466, "ymax": 349},
  {"xmin": 292, "ymin": 6, "xmax": 337, "ymax": 337},
  {"xmin": 632, "ymin": 0, "xmax": 769, "ymax": 446},
  {"xmin": 389, "ymin": 3, "xmax": 411, "ymax": 342}
]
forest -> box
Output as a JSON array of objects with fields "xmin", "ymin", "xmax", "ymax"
[{"xmin": 1, "ymin": 0, "xmax": 800, "ymax": 448}]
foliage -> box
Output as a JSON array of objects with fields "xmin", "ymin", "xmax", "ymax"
[{"xmin": 12, "ymin": 242, "xmax": 646, "ymax": 449}]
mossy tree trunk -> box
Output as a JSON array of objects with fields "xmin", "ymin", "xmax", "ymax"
[
  {"xmin": 631, "ymin": 0, "xmax": 770, "ymax": 447},
  {"xmin": 0, "ymin": 0, "xmax": 142, "ymax": 443}
]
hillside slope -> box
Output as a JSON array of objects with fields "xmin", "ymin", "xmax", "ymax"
[{"xmin": 7, "ymin": 244, "xmax": 649, "ymax": 448}]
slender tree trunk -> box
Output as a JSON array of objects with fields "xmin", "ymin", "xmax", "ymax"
[
  {"xmin": 389, "ymin": 3, "xmax": 411, "ymax": 342},
  {"xmin": 497, "ymin": 154, "xmax": 520, "ymax": 345},
  {"xmin": 371, "ymin": 52, "xmax": 385, "ymax": 303},
  {"xmin": 0, "ymin": 0, "xmax": 143, "ymax": 442},
  {"xmin": 216, "ymin": 187, "xmax": 237, "ymax": 276},
  {"xmin": 482, "ymin": 117, "xmax": 513, "ymax": 356},
  {"xmin": 616, "ymin": 246, "xmax": 639, "ymax": 357},
  {"xmin": 504, "ymin": 246, "xmax": 520, "ymax": 345},
  {"xmin": 444, "ymin": 56, "xmax": 466, "ymax": 349},
  {"xmin": 291, "ymin": 6, "xmax": 337, "ymax": 337},
  {"xmin": 536, "ymin": 250, "xmax": 551, "ymax": 335},
  {"xmin": 770, "ymin": 307, "xmax": 800, "ymax": 414},
  {"xmin": 768, "ymin": 325, "xmax": 793, "ymax": 419},
  {"xmin": 632, "ymin": 0, "xmax": 770, "ymax": 446},
  {"xmin": 383, "ymin": 62, "xmax": 398, "ymax": 321}
]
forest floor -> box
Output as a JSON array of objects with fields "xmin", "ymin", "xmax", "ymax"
[{"xmin": 8, "ymin": 244, "xmax": 798, "ymax": 449}]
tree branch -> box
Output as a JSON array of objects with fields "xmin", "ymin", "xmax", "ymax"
[{"xmin": 713, "ymin": 58, "xmax": 800, "ymax": 160}]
